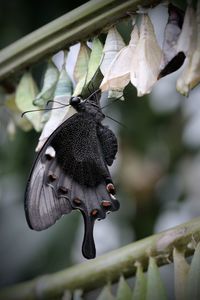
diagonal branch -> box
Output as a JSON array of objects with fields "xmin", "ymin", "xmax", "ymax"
[
  {"xmin": 0, "ymin": 0, "xmax": 159, "ymax": 82},
  {"xmin": 1, "ymin": 216, "xmax": 200, "ymax": 300}
]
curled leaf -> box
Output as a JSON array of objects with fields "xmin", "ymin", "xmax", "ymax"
[
  {"xmin": 15, "ymin": 71, "xmax": 42, "ymax": 131},
  {"xmin": 146, "ymin": 257, "xmax": 167, "ymax": 300},
  {"xmin": 100, "ymin": 20, "xmax": 139, "ymax": 92},
  {"xmin": 73, "ymin": 42, "xmax": 91, "ymax": 83},
  {"xmin": 176, "ymin": 3, "xmax": 196, "ymax": 55},
  {"xmin": 116, "ymin": 275, "xmax": 132, "ymax": 300},
  {"xmin": 35, "ymin": 66, "xmax": 73, "ymax": 151},
  {"xmin": 5, "ymin": 93, "xmax": 18, "ymax": 112},
  {"xmin": 176, "ymin": 2, "xmax": 199, "ymax": 95},
  {"xmin": 173, "ymin": 248, "xmax": 189, "ymax": 300},
  {"xmin": 100, "ymin": 26, "xmax": 125, "ymax": 75},
  {"xmin": 73, "ymin": 76, "xmax": 87, "ymax": 96},
  {"xmin": 54, "ymin": 66, "xmax": 73, "ymax": 99},
  {"xmin": 159, "ymin": 4, "xmax": 185, "ymax": 79},
  {"xmin": 34, "ymin": 59, "xmax": 59, "ymax": 107},
  {"xmin": 74, "ymin": 38, "xmax": 103, "ymax": 96},
  {"xmin": 14, "ymin": 114, "xmax": 33, "ymax": 132},
  {"xmin": 73, "ymin": 42, "xmax": 91, "ymax": 96},
  {"xmin": 132, "ymin": 262, "xmax": 147, "ymax": 300},
  {"xmin": 81, "ymin": 67, "xmax": 103, "ymax": 99},
  {"xmin": 86, "ymin": 37, "xmax": 103, "ymax": 85},
  {"xmin": 183, "ymin": 0, "xmax": 200, "ymax": 90},
  {"xmin": 185, "ymin": 51, "xmax": 200, "ymax": 90},
  {"xmin": 176, "ymin": 61, "xmax": 190, "ymax": 96},
  {"xmin": 130, "ymin": 14, "xmax": 162, "ymax": 97},
  {"xmin": 187, "ymin": 242, "xmax": 200, "ymax": 300},
  {"xmin": 5, "ymin": 93, "xmax": 30, "ymax": 131},
  {"xmin": 7, "ymin": 96, "xmax": 33, "ymax": 131}
]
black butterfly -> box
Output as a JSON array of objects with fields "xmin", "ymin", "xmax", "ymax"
[{"xmin": 24, "ymin": 90, "xmax": 120, "ymax": 259}]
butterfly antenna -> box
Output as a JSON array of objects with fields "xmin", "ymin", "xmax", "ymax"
[
  {"xmin": 85, "ymin": 88, "xmax": 101, "ymax": 103},
  {"xmin": 92, "ymin": 82, "xmax": 100, "ymax": 104},
  {"xmin": 101, "ymin": 94, "xmax": 124, "ymax": 109},
  {"xmin": 47, "ymin": 99, "xmax": 69, "ymax": 106},
  {"xmin": 105, "ymin": 115, "xmax": 126, "ymax": 128},
  {"xmin": 21, "ymin": 104, "xmax": 70, "ymax": 118}
]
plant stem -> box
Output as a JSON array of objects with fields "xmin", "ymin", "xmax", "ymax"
[
  {"xmin": 0, "ymin": 0, "xmax": 159, "ymax": 82},
  {"xmin": 1, "ymin": 216, "xmax": 200, "ymax": 300}
]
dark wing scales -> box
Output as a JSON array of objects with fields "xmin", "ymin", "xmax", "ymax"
[
  {"xmin": 97, "ymin": 125, "xmax": 118, "ymax": 166},
  {"xmin": 51, "ymin": 113, "xmax": 111, "ymax": 186},
  {"xmin": 25, "ymin": 112, "xmax": 119, "ymax": 259}
]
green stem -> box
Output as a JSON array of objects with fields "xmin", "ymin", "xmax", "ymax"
[
  {"xmin": 1, "ymin": 216, "xmax": 200, "ymax": 300},
  {"xmin": 0, "ymin": 0, "xmax": 159, "ymax": 81}
]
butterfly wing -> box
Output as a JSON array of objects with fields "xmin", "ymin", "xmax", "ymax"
[
  {"xmin": 25, "ymin": 112, "xmax": 119, "ymax": 259},
  {"xmin": 97, "ymin": 125, "xmax": 118, "ymax": 166}
]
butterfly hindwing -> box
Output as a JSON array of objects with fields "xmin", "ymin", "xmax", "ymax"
[
  {"xmin": 97, "ymin": 125, "xmax": 118, "ymax": 166},
  {"xmin": 24, "ymin": 142, "xmax": 72, "ymax": 231}
]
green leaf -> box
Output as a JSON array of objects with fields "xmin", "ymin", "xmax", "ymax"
[
  {"xmin": 173, "ymin": 248, "xmax": 189, "ymax": 300},
  {"xmin": 35, "ymin": 80, "xmax": 74, "ymax": 151},
  {"xmin": 146, "ymin": 257, "xmax": 167, "ymax": 300},
  {"xmin": 73, "ymin": 75, "xmax": 87, "ymax": 96},
  {"xmin": 97, "ymin": 285, "xmax": 115, "ymax": 300},
  {"xmin": 34, "ymin": 59, "xmax": 59, "ymax": 107},
  {"xmin": 54, "ymin": 66, "xmax": 73, "ymax": 98},
  {"xmin": 35, "ymin": 63, "xmax": 73, "ymax": 151},
  {"xmin": 81, "ymin": 67, "xmax": 103, "ymax": 100},
  {"xmin": 15, "ymin": 71, "xmax": 42, "ymax": 131},
  {"xmin": 5, "ymin": 93, "xmax": 19, "ymax": 112},
  {"xmin": 5, "ymin": 93, "xmax": 32, "ymax": 131},
  {"xmin": 100, "ymin": 26, "xmax": 125, "ymax": 76},
  {"xmin": 132, "ymin": 263, "xmax": 147, "ymax": 300},
  {"xmin": 74, "ymin": 42, "xmax": 91, "ymax": 82},
  {"xmin": 116, "ymin": 276, "xmax": 132, "ymax": 300},
  {"xmin": 73, "ymin": 42, "xmax": 92, "ymax": 96},
  {"xmin": 73, "ymin": 38, "xmax": 103, "ymax": 96},
  {"xmin": 86, "ymin": 37, "xmax": 103, "ymax": 85},
  {"xmin": 187, "ymin": 242, "xmax": 200, "ymax": 300}
]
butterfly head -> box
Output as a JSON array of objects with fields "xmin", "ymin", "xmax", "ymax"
[
  {"xmin": 69, "ymin": 96, "xmax": 82, "ymax": 108},
  {"xmin": 70, "ymin": 92, "xmax": 104, "ymax": 122}
]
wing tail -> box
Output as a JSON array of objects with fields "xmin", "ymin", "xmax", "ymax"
[
  {"xmin": 69, "ymin": 178, "xmax": 119, "ymax": 259},
  {"xmin": 82, "ymin": 213, "xmax": 96, "ymax": 259}
]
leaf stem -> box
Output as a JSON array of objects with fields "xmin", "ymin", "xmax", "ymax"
[{"xmin": 0, "ymin": 0, "xmax": 159, "ymax": 81}]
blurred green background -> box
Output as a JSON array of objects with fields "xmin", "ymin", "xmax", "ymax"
[{"xmin": 0, "ymin": 1, "xmax": 200, "ymax": 299}]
